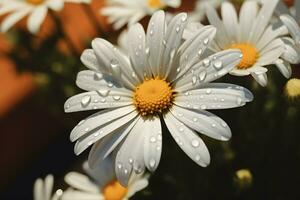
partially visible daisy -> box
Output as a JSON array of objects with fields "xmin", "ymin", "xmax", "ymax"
[
  {"xmin": 188, "ymin": 0, "xmax": 296, "ymax": 86},
  {"xmin": 33, "ymin": 175, "xmax": 63, "ymax": 200},
  {"xmin": 64, "ymin": 10, "xmax": 253, "ymax": 186},
  {"xmin": 62, "ymin": 160, "xmax": 148, "ymax": 200},
  {"xmin": 189, "ymin": 0, "xmax": 223, "ymax": 22},
  {"xmin": 0, "ymin": 0, "xmax": 91, "ymax": 34},
  {"xmin": 101, "ymin": 0, "xmax": 181, "ymax": 29}
]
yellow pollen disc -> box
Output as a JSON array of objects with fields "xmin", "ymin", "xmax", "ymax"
[
  {"xmin": 26, "ymin": 0, "xmax": 45, "ymax": 5},
  {"xmin": 134, "ymin": 78, "xmax": 174, "ymax": 116},
  {"xmin": 228, "ymin": 43, "xmax": 259, "ymax": 70},
  {"xmin": 102, "ymin": 180, "xmax": 128, "ymax": 200},
  {"xmin": 285, "ymin": 78, "xmax": 300, "ymax": 98},
  {"xmin": 148, "ymin": 0, "xmax": 166, "ymax": 9}
]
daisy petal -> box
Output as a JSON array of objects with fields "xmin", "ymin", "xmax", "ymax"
[
  {"xmin": 251, "ymin": 71, "xmax": 268, "ymax": 87},
  {"xmin": 80, "ymin": 49, "xmax": 108, "ymax": 72},
  {"xmin": 146, "ymin": 10, "xmax": 165, "ymax": 76},
  {"xmin": 1, "ymin": 8, "xmax": 31, "ymax": 32},
  {"xmin": 88, "ymin": 117, "xmax": 139, "ymax": 168},
  {"xmin": 175, "ymin": 50, "xmax": 242, "ymax": 92},
  {"xmin": 47, "ymin": 0, "xmax": 64, "ymax": 11},
  {"xmin": 127, "ymin": 178, "xmax": 149, "ymax": 198},
  {"xmin": 64, "ymin": 172, "xmax": 99, "ymax": 193},
  {"xmin": 0, "ymin": 2, "xmax": 24, "ymax": 15},
  {"xmin": 258, "ymin": 39, "xmax": 284, "ymax": 66},
  {"xmin": 115, "ymin": 117, "xmax": 146, "ymax": 186},
  {"xmin": 175, "ymin": 83, "xmax": 253, "ymax": 110},
  {"xmin": 91, "ymin": 38, "xmax": 137, "ymax": 89},
  {"xmin": 164, "ymin": 112, "xmax": 210, "ymax": 167},
  {"xmin": 62, "ymin": 190, "xmax": 102, "ymax": 200},
  {"xmin": 44, "ymin": 175, "xmax": 54, "ymax": 200},
  {"xmin": 274, "ymin": 59, "xmax": 292, "ymax": 78},
  {"xmin": 163, "ymin": 0, "xmax": 181, "ymax": 8},
  {"xmin": 206, "ymin": 2, "xmax": 230, "ymax": 48},
  {"xmin": 34, "ymin": 178, "xmax": 43, "ymax": 200},
  {"xmin": 127, "ymin": 23, "xmax": 150, "ymax": 80},
  {"xmin": 280, "ymin": 14, "xmax": 300, "ymax": 46},
  {"xmin": 64, "ymin": 89, "xmax": 132, "ymax": 113},
  {"xmin": 74, "ymin": 111, "xmax": 138, "ymax": 155},
  {"xmin": 221, "ymin": 2, "xmax": 238, "ymax": 42},
  {"xmin": 175, "ymin": 25, "xmax": 216, "ymax": 81},
  {"xmin": 162, "ymin": 12, "xmax": 188, "ymax": 78},
  {"xmin": 143, "ymin": 117, "xmax": 162, "ymax": 172},
  {"xmin": 27, "ymin": 6, "xmax": 47, "ymax": 34},
  {"xmin": 281, "ymin": 37, "xmax": 300, "ymax": 64},
  {"xmin": 70, "ymin": 106, "xmax": 135, "ymax": 142},
  {"xmin": 239, "ymin": 0, "xmax": 258, "ymax": 42},
  {"xmin": 76, "ymin": 70, "xmax": 125, "ymax": 91},
  {"xmin": 170, "ymin": 105, "xmax": 231, "ymax": 141},
  {"xmin": 249, "ymin": 0, "xmax": 279, "ymax": 43}
]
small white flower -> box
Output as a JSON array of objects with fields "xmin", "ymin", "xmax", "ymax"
[
  {"xmin": 0, "ymin": 0, "xmax": 91, "ymax": 34},
  {"xmin": 188, "ymin": 0, "xmax": 297, "ymax": 86},
  {"xmin": 64, "ymin": 10, "xmax": 253, "ymax": 186},
  {"xmin": 101, "ymin": 0, "xmax": 181, "ymax": 30},
  {"xmin": 62, "ymin": 161, "xmax": 148, "ymax": 200},
  {"xmin": 33, "ymin": 175, "xmax": 63, "ymax": 200}
]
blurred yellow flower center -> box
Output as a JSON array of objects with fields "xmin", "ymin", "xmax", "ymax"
[
  {"xmin": 102, "ymin": 180, "xmax": 128, "ymax": 200},
  {"xmin": 26, "ymin": 0, "xmax": 44, "ymax": 5},
  {"xmin": 285, "ymin": 78, "xmax": 300, "ymax": 98},
  {"xmin": 148, "ymin": 0, "xmax": 166, "ymax": 9},
  {"xmin": 228, "ymin": 43, "xmax": 259, "ymax": 70},
  {"xmin": 134, "ymin": 78, "xmax": 174, "ymax": 116}
]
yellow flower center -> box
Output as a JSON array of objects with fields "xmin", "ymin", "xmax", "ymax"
[
  {"xmin": 228, "ymin": 43, "xmax": 259, "ymax": 70},
  {"xmin": 148, "ymin": 0, "xmax": 166, "ymax": 9},
  {"xmin": 102, "ymin": 180, "xmax": 128, "ymax": 200},
  {"xmin": 26, "ymin": 0, "xmax": 45, "ymax": 5},
  {"xmin": 285, "ymin": 78, "xmax": 300, "ymax": 98},
  {"xmin": 133, "ymin": 78, "xmax": 174, "ymax": 116}
]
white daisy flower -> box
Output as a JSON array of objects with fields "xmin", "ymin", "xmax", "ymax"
[
  {"xmin": 0, "ymin": 0, "xmax": 91, "ymax": 34},
  {"xmin": 64, "ymin": 10, "xmax": 253, "ymax": 186},
  {"xmin": 62, "ymin": 160, "xmax": 148, "ymax": 200},
  {"xmin": 101, "ymin": 0, "xmax": 181, "ymax": 30},
  {"xmin": 271, "ymin": 0, "xmax": 300, "ymax": 68},
  {"xmin": 188, "ymin": 0, "xmax": 294, "ymax": 86},
  {"xmin": 33, "ymin": 175, "xmax": 63, "ymax": 200}
]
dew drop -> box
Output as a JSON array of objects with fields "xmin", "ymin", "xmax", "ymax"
[
  {"xmin": 199, "ymin": 71, "xmax": 206, "ymax": 81},
  {"xmin": 129, "ymin": 158, "xmax": 133, "ymax": 164},
  {"xmin": 201, "ymin": 105, "xmax": 207, "ymax": 109},
  {"xmin": 206, "ymin": 89, "xmax": 212, "ymax": 94},
  {"xmin": 176, "ymin": 26, "xmax": 180, "ymax": 33},
  {"xmin": 113, "ymin": 95, "xmax": 121, "ymax": 101},
  {"xmin": 117, "ymin": 163, "xmax": 122, "ymax": 169},
  {"xmin": 192, "ymin": 76, "xmax": 197, "ymax": 85},
  {"xmin": 195, "ymin": 155, "xmax": 201, "ymax": 161},
  {"xmin": 179, "ymin": 127, "xmax": 184, "ymax": 132},
  {"xmin": 81, "ymin": 95, "xmax": 91, "ymax": 107},
  {"xmin": 150, "ymin": 30, "xmax": 154, "ymax": 35},
  {"xmin": 97, "ymin": 90, "xmax": 110, "ymax": 97},
  {"xmin": 94, "ymin": 72, "xmax": 103, "ymax": 80},
  {"xmin": 150, "ymin": 136, "xmax": 156, "ymax": 143},
  {"xmin": 193, "ymin": 117, "xmax": 198, "ymax": 122},
  {"xmin": 157, "ymin": 134, "xmax": 162, "ymax": 141},
  {"xmin": 213, "ymin": 60, "xmax": 223, "ymax": 69},
  {"xmin": 203, "ymin": 38, "xmax": 209, "ymax": 45},
  {"xmin": 191, "ymin": 139, "xmax": 200, "ymax": 147},
  {"xmin": 149, "ymin": 159, "xmax": 156, "ymax": 168},
  {"xmin": 236, "ymin": 97, "xmax": 243, "ymax": 105},
  {"xmin": 203, "ymin": 59, "xmax": 210, "ymax": 67}
]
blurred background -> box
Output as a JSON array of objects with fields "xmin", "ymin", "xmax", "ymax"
[{"xmin": 0, "ymin": 0, "xmax": 300, "ymax": 199}]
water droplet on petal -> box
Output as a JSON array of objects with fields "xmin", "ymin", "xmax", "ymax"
[
  {"xmin": 201, "ymin": 105, "xmax": 207, "ymax": 109},
  {"xmin": 176, "ymin": 26, "xmax": 180, "ymax": 33},
  {"xmin": 149, "ymin": 159, "xmax": 156, "ymax": 168},
  {"xmin": 193, "ymin": 117, "xmax": 198, "ymax": 122},
  {"xmin": 191, "ymin": 139, "xmax": 200, "ymax": 147},
  {"xmin": 81, "ymin": 95, "xmax": 91, "ymax": 107},
  {"xmin": 195, "ymin": 155, "xmax": 201, "ymax": 161},
  {"xmin": 94, "ymin": 72, "xmax": 103, "ymax": 80},
  {"xmin": 206, "ymin": 89, "xmax": 212, "ymax": 94},
  {"xmin": 113, "ymin": 95, "xmax": 121, "ymax": 101},
  {"xmin": 237, "ymin": 97, "xmax": 243, "ymax": 105},
  {"xmin": 203, "ymin": 59, "xmax": 210, "ymax": 67},
  {"xmin": 213, "ymin": 60, "xmax": 223, "ymax": 69},
  {"xmin": 129, "ymin": 158, "xmax": 133, "ymax": 164},
  {"xmin": 192, "ymin": 76, "xmax": 197, "ymax": 85},
  {"xmin": 199, "ymin": 71, "xmax": 206, "ymax": 81},
  {"xmin": 150, "ymin": 136, "xmax": 156, "ymax": 143},
  {"xmin": 203, "ymin": 38, "xmax": 209, "ymax": 45},
  {"xmin": 97, "ymin": 90, "xmax": 110, "ymax": 97}
]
